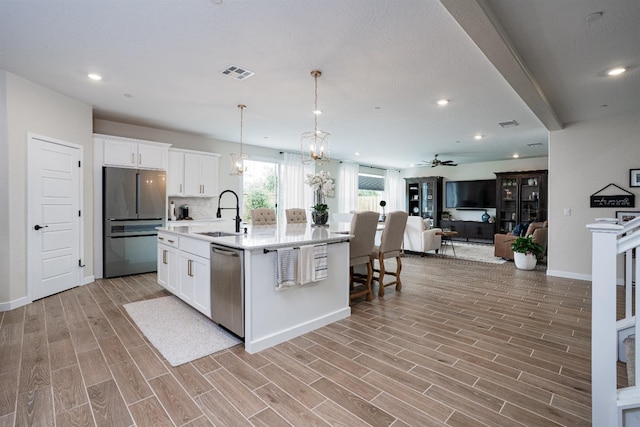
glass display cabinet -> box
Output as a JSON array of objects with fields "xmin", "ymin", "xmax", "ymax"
[
  {"xmin": 405, "ymin": 176, "xmax": 443, "ymax": 227},
  {"xmin": 495, "ymin": 170, "xmax": 547, "ymax": 234}
]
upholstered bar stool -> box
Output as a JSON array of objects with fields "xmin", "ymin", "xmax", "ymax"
[
  {"xmin": 371, "ymin": 211, "xmax": 409, "ymax": 297},
  {"xmin": 250, "ymin": 208, "xmax": 277, "ymax": 225},
  {"xmin": 285, "ymin": 208, "xmax": 307, "ymax": 224},
  {"xmin": 348, "ymin": 211, "xmax": 380, "ymax": 304}
]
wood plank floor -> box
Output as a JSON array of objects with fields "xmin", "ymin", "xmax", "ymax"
[{"xmin": 0, "ymin": 254, "xmax": 593, "ymax": 426}]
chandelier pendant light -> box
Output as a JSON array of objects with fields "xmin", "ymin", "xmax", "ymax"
[
  {"xmin": 301, "ymin": 70, "xmax": 331, "ymax": 164},
  {"xmin": 229, "ymin": 104, "xmax": 249, "ymax": 175}
]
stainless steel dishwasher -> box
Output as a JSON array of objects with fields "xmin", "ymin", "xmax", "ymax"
[{"xmin": 210, "ymin": 243, "xmax": 244, "ymax": 337}]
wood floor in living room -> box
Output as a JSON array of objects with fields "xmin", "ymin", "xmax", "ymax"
[{"xmin": 0, "ymin": 255, "xmax": 592, "ymax": 426}]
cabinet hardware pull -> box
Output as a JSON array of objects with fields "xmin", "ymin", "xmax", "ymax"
[
  {"xmin": 188, "ymin": 259, "xmax": 193, "ymax": 276},
  {"xmin": 179, "ymin": 184, "xmax": 182, "ymax": 193},
  {"xmin": 158, "ymin": 236, "xmax": 164, "ymax": 240},
  {"xmin": 139, "ymin": 153, "xmax": 142, "ymax": 164},
  {"xmin": 168, "ymin": 239, "xmax": 174, "ymax": 243},
  {"xmin": 163, "ymin": 249, "xmax": 167, "ymax": 264},
  {"xmin": 131, "ymin": 153, "xmax": 135, "ymax": 164}
]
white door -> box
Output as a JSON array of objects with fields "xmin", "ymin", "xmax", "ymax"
[{"xmin": 28, "ymin": 134, "xmax": 82, "ymax": 301}]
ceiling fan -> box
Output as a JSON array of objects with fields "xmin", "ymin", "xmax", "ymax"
[{"xmin": 421, "ymin": 154, "xmax": 458, "ymax": 167}]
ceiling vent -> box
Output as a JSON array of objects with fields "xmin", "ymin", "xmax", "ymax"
[
  {"xmin": 220, "ymin": 65, "xmax": 255, "ymax": 80},
  {"xmin": 527, "ymin": 142, "xmax": 543, "ymax": 147},
  {"xmin": 498, "ymin": 120, "xmax": 519, "ymax": 128}
]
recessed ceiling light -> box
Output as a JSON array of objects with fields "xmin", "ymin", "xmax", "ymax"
[
  {"xmin": 474, "ymin": 135, "xmax": 483, "ymax": 140},
  {"xmin": 607, "ymin": 67, "xmax": 626, "ymax": 76},
  {"xmin": 313, "ymin": 110, "xmax": 322, "ymax": 115},
  {"xmin": 87, "ymin": 73, "xmax": 102, "ymax": 81},
  {"xmin": 437, "ymin": 99, "xmax": 449, "ymax": 106},
  {"xmin": 355, "ymin": 152, "xmax": 360, "ymax": 156},
  {"xmin": 513, "ymin": 154, "xmax": 520, "ymax": 158}
]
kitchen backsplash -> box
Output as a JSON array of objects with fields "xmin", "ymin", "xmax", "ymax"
[{"xmin": 169, "ymin": 197, "xmax": 216, "ymax": 220}]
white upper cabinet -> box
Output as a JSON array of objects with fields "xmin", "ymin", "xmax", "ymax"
[
  {"xmin": 167, "ymin": 150, "xmax": 185, "ymax": 196},
  {"xmin": 169, "ymin": 148, "xmax": 219, "ymax": 197},
  {"xmin": 99, "ymin": 135, "xmax": 170, "ymax": 170}
]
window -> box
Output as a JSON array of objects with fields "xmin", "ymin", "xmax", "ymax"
[
  {"xmin": 242, "ymin": 160, "xmax": 278, "ymax": 221},
  {"xmin": 358, "ymin": 173, "xmax": 384, "ymax": 212}
]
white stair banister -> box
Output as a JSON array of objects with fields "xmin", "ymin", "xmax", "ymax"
[
  {"xmin": 587, "ymin": 222, "xmax": 623, "ymax": 427},
  {"xmin": 588, "ymin": 217, "xmax": 640, "ymax": 426}
]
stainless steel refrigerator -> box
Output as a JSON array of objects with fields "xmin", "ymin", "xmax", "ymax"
[{"xmin": 103, "ymin": 167, "xmax": 166, "ymax": 278}]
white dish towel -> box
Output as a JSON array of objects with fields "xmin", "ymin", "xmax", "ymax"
[
  {"xmin": 313, "ymin": 244, "xmax": 328, "ymax": 281},
  {"xmin": 297, "ymin": 245, "xmax": 316, "ymax": 285},
  {"xmin": 275, "ymin": 248, "xmax": 298, "ymax": 289}
]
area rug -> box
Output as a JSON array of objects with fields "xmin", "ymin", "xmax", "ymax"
[
  {"xmin": 124, "ymin": 296, "xmax": 241, "ymax": 366},
  {"xmin": 438, "ymin": 241, "xmax": 507, "ymax": 264}
]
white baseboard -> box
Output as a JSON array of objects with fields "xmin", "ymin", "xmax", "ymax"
[
  {"xmin": 546, "ymin": 269, "xmax": 592, "ymax": 282},
  {"xmin": 83, "ymin": 275, "xmax": 95, "ymax": 285},
  {"xmin": 244, "ymin": 307, "xmax": 350, "ymax": 354},
  {"xmin": 0, "ymin": 296, "xmax": 30, "ymax": 312}
]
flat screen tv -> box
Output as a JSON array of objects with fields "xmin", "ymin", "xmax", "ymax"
[{"xmin": 446, "ymin": 179, "xmax": 496, "ymax": 209}]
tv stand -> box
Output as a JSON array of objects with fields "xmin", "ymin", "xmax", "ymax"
[{"xmin": 439, "ymin": 220, "xmax": 494, "ymax": 243}]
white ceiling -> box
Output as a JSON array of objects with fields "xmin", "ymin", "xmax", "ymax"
[{"xmin": 0, "ymin": 0, "xmax": 638, "ymax": 169}]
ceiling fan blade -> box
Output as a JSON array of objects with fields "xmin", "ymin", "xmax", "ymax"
[{"xmin": 441, "ymin": 160, "xmax": 454, "ymax": 164}]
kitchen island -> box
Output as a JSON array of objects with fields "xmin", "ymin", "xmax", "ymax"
[{"xmin": 156, "ymin": 222, "xmax": 351, "ymax": 353}]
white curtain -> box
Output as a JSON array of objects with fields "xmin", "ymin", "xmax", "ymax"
[
  {"xmin": 338, "ymin": 162, "xmax": 359, "ymax": 213},
  {"xmin": 279, "ymin": 153, "xmax": 314, "ymax": 223},
  {"xmin": 384, "ymin": 169, "xmax": 406, "ymax": 213}
]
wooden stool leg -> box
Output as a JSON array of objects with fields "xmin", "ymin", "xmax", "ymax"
[
  {"xmin": 365, "ymin": 261, "xmax": 373, "ymax": 301},
  {"xmin": 395, "ymin": 255, "xmax": 402, "ymax": 291},
  {"xmin": 378, "ymin": 254, "xmax": 386, "ymax": 297}
]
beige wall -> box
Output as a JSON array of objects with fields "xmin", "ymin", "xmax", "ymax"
[
  {"xmin": 548, "ymin": 112, "xmax": 640, "ymax": 280},
  {"xmin": 0, "ymin": 71, "xmax": 93, "ymax": 307}
]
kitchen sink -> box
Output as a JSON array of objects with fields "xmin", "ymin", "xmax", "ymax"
[{"xmin": 197, "ymin": 231, "xmax": 239, "ymax": 238}]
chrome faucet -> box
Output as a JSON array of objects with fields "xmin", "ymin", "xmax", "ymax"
[{"xmin": 216, "ymin": 190, "xmax": 242, "ymax": 233}]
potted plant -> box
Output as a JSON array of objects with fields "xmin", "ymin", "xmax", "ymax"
[
  {"xmin": 305, "ymin": 171, "xmax": 334, "ymax": 226},
  {"xmin": 510, "ymin": 235, "xmax": 545, "ymax": 270}
]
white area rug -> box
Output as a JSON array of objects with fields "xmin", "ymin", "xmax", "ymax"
[
  {"xmin": 124, "ymin": 296, "xmax": 241, "ymax": 366},
  {"xmin": 439, "ymin": 241, "xmax": 507, "ymax": 264}
]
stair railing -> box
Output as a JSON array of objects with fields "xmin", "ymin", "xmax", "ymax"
[{"xmin": 588, "ymin": 216, "xmax": 640, "ymax": 426}]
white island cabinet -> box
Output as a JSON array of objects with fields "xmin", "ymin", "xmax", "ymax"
[
  {"xmin": 157, "ymin": 232, "xmax": 178, "ymax": 293},
  {"xmin": 157, "ymin": 231, "xmax": 211, "ymax": 317},
  {"xmin": 157, "ymin": 223, "xmax": 351, "ymax": 354}
]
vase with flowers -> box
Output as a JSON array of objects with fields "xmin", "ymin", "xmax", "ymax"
[{"xmin": 305, "ymin": 170, "xmax": 335, "ymax": 226}]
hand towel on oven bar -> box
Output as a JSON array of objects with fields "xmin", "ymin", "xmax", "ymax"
[
  {"xmin": 297, "ymin": 245, "xmax": 315, "ymax": 285},
  {"xmin": 313, "ymin": 244, "xmax": 328, "ymax": 281},
  {"xmin": 275, "ymin": 248, "xmax": 298, "ymax": 289}
]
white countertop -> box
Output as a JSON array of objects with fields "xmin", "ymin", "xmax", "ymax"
[{"xmin": 158, "ymin": 221, "xmax": 352, "ymax": 251}]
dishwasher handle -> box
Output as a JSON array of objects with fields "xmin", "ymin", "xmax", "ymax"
[{"xmin": 212, "ymin": 246, "xmax": 240, "ymax": 257}]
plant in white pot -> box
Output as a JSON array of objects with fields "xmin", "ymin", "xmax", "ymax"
[{"xmin": 510, "ymin": 235, "xmax": 545, "ymax": 270}]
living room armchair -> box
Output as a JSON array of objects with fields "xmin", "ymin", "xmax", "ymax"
[
  {"xmin": 494, "ymin": 221, "xmax": 548, "ymax": 260},
  {"xmin": 403, "ymin": 216, "xmax": 442, "ymax": 255}
]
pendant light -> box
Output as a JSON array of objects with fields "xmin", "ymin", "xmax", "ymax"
[
  {"xmin": 229, "ymin": 104, "xmax": 249, "ymax": 175},
  {"xmin": 301, "ymin": 70, "xmax": 330, "ymax": 164}
]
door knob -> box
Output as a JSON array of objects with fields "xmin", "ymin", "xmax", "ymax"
[{"xmin": 34, "ymin": 224, "xmax": 48, "ymax": 230}]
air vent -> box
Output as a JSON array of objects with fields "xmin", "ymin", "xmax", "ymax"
[
  {"xmin": 527, "ymin": 142, "xmax": 543, "ymax": 147},
  {"xmin": 220, "ymin": 65, "xmax": 255, "ymax": 80},
  {"xmin": 498, "ymin": 120, "xmax": 519, "ymax": 128}
]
